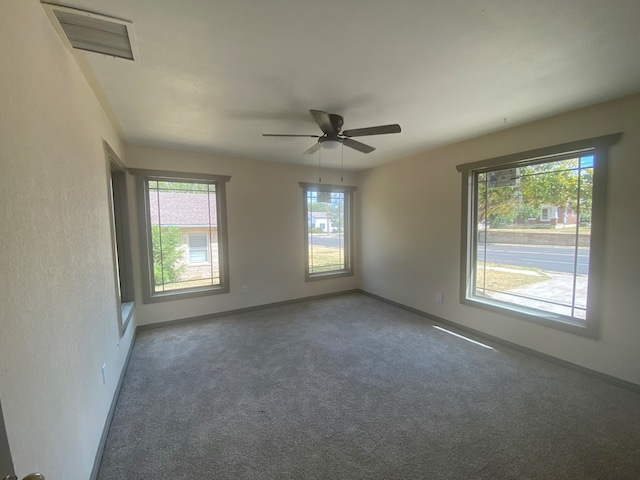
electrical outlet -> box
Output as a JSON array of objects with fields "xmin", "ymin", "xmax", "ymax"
[
  {"xmin": 435, "ymin": 293, "xmax": 443, "ymax": 304},
  {"xmin": 102, "ymin": 363, "xmax": 107, "ymax": 384},
  {"xmin": 242, "ymin": 286, "xmax": 249, "ymax": 295}
]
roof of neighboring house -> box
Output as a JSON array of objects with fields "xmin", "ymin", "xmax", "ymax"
[
  {"xmin": 309, "ymin": 211, "xmax": 329, "ymax": 220},
  {"xmin": 149, "ymin": 192, "xmax": 217, "ymax": 227}
]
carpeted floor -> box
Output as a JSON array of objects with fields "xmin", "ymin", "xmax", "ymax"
[{"xmin": 97, "ymin": 293, "xmax": 640, "ymax": 479}]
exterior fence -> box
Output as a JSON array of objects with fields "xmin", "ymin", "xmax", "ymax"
[{"xmin": 478, "ymin": 230, "xmax": 591, "ymax": 247}]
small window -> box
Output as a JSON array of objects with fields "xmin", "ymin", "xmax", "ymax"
[
  {"xmin": 300, "ymin": 182, "xmax": 355, "ymax": 280},
  {"xmin": 132, "ymin": 169, "xmax": 230, "ymax": 303},
  {"xmin": 540, "ymin": 207, "xmax": 549, "ymax": 222},
  {"xmin": 188, "ymin": 233, "xmax": 208, "ymax": 263},
  {"xmin": 456, "ymin": 134, "xmax": 621, "ymax": 337}
]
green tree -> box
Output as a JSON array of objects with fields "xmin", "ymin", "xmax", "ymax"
[
  {"xmin": 152, "ymin": 226, "xmax": 185, "ymax": 286},
  {"xmin": 578, "ymin": 167, "xmax": 593, "ymax": 224},
  {"xmin": 477, "ymin": 176, "xmax": 519, "ymax": 227},
  {"xmin": 309, "ymin": 194, "xmax": 344, "ymax": 232},
  {"xmin": 149, "ymin": 180, "xmax": 212, "ymax": 193},
  {"xmin": 478, "ymin": 158, "xmax": 592, "ymax": 228},
  {"xmin": 519, "ymin": 160, "xmax": 579, "ymax": 209}
]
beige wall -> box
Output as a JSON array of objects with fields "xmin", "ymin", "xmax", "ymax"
[
  {"xmin": 126, "ymin": 146, "xmax": 359, "ymax": 325},
  {"xmin": 357, "ymin": 93, "xmax": 640, "ymax": 385},
  {"xmin": 3, "ymin": 2, "xmax": 639, "ymax": 478},
  {"xmin": 0, "ymin": 1, "xmax": 136, "ymax": 478}
]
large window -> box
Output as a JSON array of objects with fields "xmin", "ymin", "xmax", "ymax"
[
  {"xmin": 133, "ymin": 169, "xmax": 230, "ymax": 303},
  {"xmin": 300, "ymin": 183, "xmax": 355, "ymax": 280},
  {"xmin": 457, "ymin": 134, "xmax": 621, "ymax": 337},
  {"xmin": 105, "ymin": 142, "xmax": 134, "ymax": 335}
]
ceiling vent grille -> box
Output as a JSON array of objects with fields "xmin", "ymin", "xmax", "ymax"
[{"xmin": 42, "ymin": 3, "xmax": 137, "ymax": 61}]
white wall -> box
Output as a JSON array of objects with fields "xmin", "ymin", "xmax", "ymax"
[
  {"xmin": 357, "ymin": 93, "xmax": 640, "ymax": 386},
  {"xmin": 126, "ymin": 146, "xmax": 359, "ymax": 325},
  {"xmin": 0, "ymin": 1, "xmax": 136, "ymax": 478}
]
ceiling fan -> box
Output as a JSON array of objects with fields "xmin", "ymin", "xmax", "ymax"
[{"xmin": 263, "ymin": 110, "xmax": 401, "ymax": 154}]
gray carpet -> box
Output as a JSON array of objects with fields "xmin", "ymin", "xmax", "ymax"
[{"xmin": 97, "ymin": 293, "xmax": 640, "ymax": 479}]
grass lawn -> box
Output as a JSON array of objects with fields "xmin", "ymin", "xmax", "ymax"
[
  {"xmin": 310, "ymin": 245, "xmax": 345, "ymax": 273},
  {"xmin": 476, "ymin": 263, "xmax": 549, "ymax": 292}
]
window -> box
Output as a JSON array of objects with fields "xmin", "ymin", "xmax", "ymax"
[
  {"xmin": 540, "ymin": 207, "xmax": 549, "ymax": 222},
  {"xmin": 132, "ymin": 169, "xmax": 230, "ymax": 303},
  {"xmin": 188, "ymin": 233, "xmax": 208, "ymax": 263},
  {"xmin": 105, "ymin": 142, "xmax": 134, "ymax": 335},
  {"xmin": 456, "ymin": 134, "xmax": 621, "ymax": 337},
  {"xmin": 300, "ymin": 183, "xmax": 355, "ymax": 280}
]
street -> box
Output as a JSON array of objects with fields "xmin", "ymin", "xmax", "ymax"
[
  {"xmin": 477, "ymin": 243, "xmax": 589, "ymax": 275},
  {"xmin": 309, "ymin": 235, "xmax": 589, "ymax": 275},
  {"xmin": 309, "ymin": 234, "xmax": 344, "ymax": 248}
]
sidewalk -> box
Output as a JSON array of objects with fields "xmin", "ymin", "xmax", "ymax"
[{"xmin": 487, "ymin": 272, "xmax": 587, "ymax": 319}]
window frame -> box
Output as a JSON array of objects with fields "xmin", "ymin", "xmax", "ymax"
[
  {"xmin": 131, "ymin": 168, "xmax": 231, "ymax": 303},
  {"xmin": 300, "ymin": 182, "xmax": 356, "ymax": 281},
  {"xmin": 456, "ymin": 133, "xmax": 622, "ymax": 338},
  {"xmin": 104, "ymin": 142, "xmax": 134, "ymax": 336}
]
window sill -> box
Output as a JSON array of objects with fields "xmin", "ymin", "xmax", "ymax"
[
  {"xmin": 461, "ymin": 296, "xmax": 597, "ymax": 339},
  {"xmin": 306, "ymin": 270, "xmax": 354, "ymax": 282},
  {"xmin": 144, "ymin": 284, "xmax": 229, "ymax": 304},
  {"xmin": 120, "ymin": 301, "xmax": 135, "ymax": 335}
]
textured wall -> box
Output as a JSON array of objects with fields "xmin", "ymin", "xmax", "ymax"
[
  {"xmin": 126, "ymin": 146, "xmax": 359, "ymax": 325},
  {"xmin": 357, "ymin": 94, "xmax": 640, "ymax": 386},
  {"xmin": 0, "ymin": 1, "xmax": 136, "ymax": 478},
  {"xmin": 3, "ymin": 3, "xmax": 638, "ymax": 479}
]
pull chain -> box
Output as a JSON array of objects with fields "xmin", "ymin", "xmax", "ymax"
[
  {"xmin": 318, "ymin": 145, "xmax": 322, "ymax": 183},
  {"xmin": 341, "ymin": 143, "xmax": 344, "ymax": 182}
]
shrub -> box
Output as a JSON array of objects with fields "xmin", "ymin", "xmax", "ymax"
[{"xmin": 152, "ymin": 226, "xmax": 186, "ymax": 286}]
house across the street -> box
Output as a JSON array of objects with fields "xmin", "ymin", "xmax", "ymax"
[
  {"xmin": 308, "ymin": 211, "xmax": 333, "ymax": 233},
  {"xmin": 148, "ymin": 191, "xmax": 219, "ymax": 282}
]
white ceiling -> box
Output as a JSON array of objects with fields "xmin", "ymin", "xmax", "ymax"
[{"xmin": 50, "ymin": 0, "xmax": 640, "ymax": 170}]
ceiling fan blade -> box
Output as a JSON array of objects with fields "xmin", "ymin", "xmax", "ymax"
[
  {"xmin": 329, "ymin": 114, "xmax": 344, "ymax": 134},
  {"xmin": 263, "ymin": 133, "xmax": 320, "ymax": 137},
  {"xmin": 343, "ymin": 137, "xmax": 375, "ymax": 154},
  {"xmin": 310, "ymin": 110, "xmax": 337, "ymax": 135},
  {"xmin": 342, "ymin": 124, "xmax": 401, "ymax": 137},
  {"xmin": 303, "ymin": 142, "xmax": 321, "ymax": 155}
]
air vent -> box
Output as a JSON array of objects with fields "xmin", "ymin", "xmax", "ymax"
[{"xmin": 42, "ymin": 3, "xmax": 137, "ymax": 61}]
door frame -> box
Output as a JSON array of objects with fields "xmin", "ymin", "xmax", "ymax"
[{"xmin": 0, "ymin": 398, "xmax": 15, "ymax": 477}]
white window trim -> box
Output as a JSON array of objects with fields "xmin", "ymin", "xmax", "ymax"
[
  {"xmin": 131, "ymin": 168, "xmax": 231, "ymax": 303},
  {"xmin": 540, "ymin": 207, "xmax": 550, "ymax": 222},
  {"xmin": 300, "ymin": 182, "xmax": 356, "ymax": 281},
  {"xmin": 456, "ymin": 133, "xmax": 622, "ymax": 338}
]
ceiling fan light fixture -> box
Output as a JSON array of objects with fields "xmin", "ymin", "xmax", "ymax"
[{"xmin": 320, "ymin": 138, "xmax": 341, "ymax": 150}]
